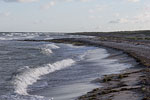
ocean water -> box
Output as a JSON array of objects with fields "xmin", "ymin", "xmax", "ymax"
[{"xmin": 0, "ymin": 32, "xmax": 137, "ymax": 100}]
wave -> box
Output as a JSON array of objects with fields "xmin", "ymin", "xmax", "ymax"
[
  {"xmin": 80, "ymin": 48, "xmax": 109, "ymax": 61},
  {"xmin": 0, "ymin": 94, "xmax": 53, "ymax": 100},
  {"xmin": 81, "ymin": 48, "xmax": 132, "ymax": 75},
  {"xmin": 0, "ymin": 37, "xmax": 9, "ymax": 40},
  {"xmin": 1, "ymin": 32, "xmax": 41, "ymax": 37},
  {"xmin": 0, "ymin": 35, "xmax": 37, "ymax": 41},
  {"xmin": 40, "ymin": 44, "xmax": 60, "ymax": 55},
  {"xmin": 0, "ymin": 32, "xmax": 43, "ymax": 40},
  {"xmin": 44, "ymin": 44, "xmax": 60, "ymax": 49},
  {"xmin": 41, "ymin": 48, "xmax": 53, "ymax": 55},
  {"xmin": 0, "ymin": 32, "xmax": 65, "ymax": 41},
  {"xmin": 13, "ymin": 59, "xmax": 75, "ymax": 95}
]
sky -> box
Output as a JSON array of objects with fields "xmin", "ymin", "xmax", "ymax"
[{"xmin": 0, "ymin": 0, "xmax": 150, "ymax": 32}]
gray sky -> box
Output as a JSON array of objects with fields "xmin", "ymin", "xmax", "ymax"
[{"xmin": 0, "ymin": 0, "xmax": 150, "ymax": 32}]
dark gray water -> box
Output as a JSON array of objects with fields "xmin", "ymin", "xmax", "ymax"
[{"xmin": 0, "ymin": 32, "xmax": 137, "ymax": 100}]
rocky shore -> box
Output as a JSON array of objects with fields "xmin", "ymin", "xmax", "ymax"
[{"xmin": 21, "ymin": 31, "xmax": 150, "ymax": 100}]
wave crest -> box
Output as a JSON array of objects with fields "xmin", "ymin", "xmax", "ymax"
[
  {"xmin": 40, "ymin": 44, "xmax": 60, "ymax": 55},
  {"xmin": 13, "ymin": 59, "xmax": 75, "ymax": 95}
]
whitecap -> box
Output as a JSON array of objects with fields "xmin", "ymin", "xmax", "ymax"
[
  {"xmin": 13, "ymin": 59, "xmax": 75, "ymax": 95},
  {"xmin": 0, "ymin": 37, "xmax": 5, "ymax": 40},
  {"xmin": 45, "ymin": 44, "xmax": 60, "ymax": 49},
  {"xmin": 0, "ymin": 94, "xmax": 53, "ymax": 100},
  {"xmin": 40, "ymin": 44, "xmax": 60, "ymax": 55},
  {"xmin": 41, "ymin": 48, "xmax": 53, "ymax": 55}
]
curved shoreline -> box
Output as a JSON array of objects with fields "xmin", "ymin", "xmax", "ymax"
[
  {"xmin": 48, "ymin": 38, "xmax": 147, "ymax": 100},
  {"xmin": 48, "ymin": 38, "xmax": 150, "ymax": 67},
  {"xmin": 20, "ymin": 33, "xmax": 150, "ymax": 100}
]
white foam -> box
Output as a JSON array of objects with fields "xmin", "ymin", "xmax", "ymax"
[
  {"xmin": 5, "ymin": 33, "xmax": 39, "ymax": 37},
  {"xmin": 44, "ymin": 37, "xmax": 54, "ymax": 40},
  {"xmin": 81, "ymin": 48, "xmax": 109, "ymax": 61},
  {"xmin": 41, "ymin": 48, "xmax": 53, "ymax": 55},
  {"xmin": 0, "ymin": 33, "xmax": 41, "ymax": 40},
  {"xmin": 13, "ymin": 59, "xmax": 75, "ymax": 95},
  {"xmin": 66, "ymin": 44, "xmax": 84, "ymax": 48},
  {"xmin": 40, "ymin": 44, "xmax": 59, "ymax": 55},
  {"xmin": 81, "ymin": 48, "xmax": 132, "ymax": 75},
  {"xmin": 45, "ymin": 44, "xmax": 60, "ymax": 49},
  {"xmin": 0, "ymin": 37, "xmax": 8, "ymax": 40},
  {"xmin": 0, "ymin": 94, "xmax": 52, "ymax": 100}
]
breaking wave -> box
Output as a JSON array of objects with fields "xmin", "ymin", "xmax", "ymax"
[
  {"xmin": 13, "ymin": 59, "xmax": 75, "ymax": 95},
  {"xmin": 0, "ymin": 32, "xmax": 54, "ymax": 40},
  {"xmin": 40, "ymin": 44, "xmax": 60, "ymax": 55},
  {"xmin": 0, "ymin": 33, "xmax": 40, "ymax": 40},
  {"xmin": 44, "ymin": 44, "xmax": 60, "ymax": 49},
  {"xmin": 0, "ymin": 94, "xmax": 53, "ymax": 100},
  {"xmin": 41, "ymin": 48, "xmax": 53, "ymax": 55}
]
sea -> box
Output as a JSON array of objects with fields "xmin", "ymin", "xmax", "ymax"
[{"xmin": 0, "ymin": 32, "xmax": 138, "ymax": 100}]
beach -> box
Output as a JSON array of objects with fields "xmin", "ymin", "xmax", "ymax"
[
  {"xmin": 45, "ymin": 31, "xmax": 150, "ymax": 100},
  {"xmin": 0, "ymin": 31, "xmax": 150, "ymax": 100},
  {"xmin": 2, "ymin": 0, "xmax": 150, "ymax": 99}
]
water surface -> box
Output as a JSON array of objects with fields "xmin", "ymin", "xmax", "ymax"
[{"xmin": 0, "ymin": 32, "xmax": 137, "ymax": 100}]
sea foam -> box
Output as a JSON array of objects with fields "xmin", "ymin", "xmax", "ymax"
[
  {"xmin": 0, "ymin": 32, "xmax": 42, "ymax": 40},
  {"xmin": 0, "ymin": 43, "xmax": 64, "ymax": 100},
  {"xmin": 41, "ymin": 48, "xmax": 53, "ymax": 55},
  {"xmin": 13, "ymin": 59, "xmax": 75, "ymax": 95},
  {"xmin": 44, "ymin": 44, "xmax": 60, "ymax": 49},
  {"xmin": 41, "ymin": 44, "xmax": 60, "ymax": 55}
]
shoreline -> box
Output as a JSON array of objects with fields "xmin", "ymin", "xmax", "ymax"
[
  {"xmin": 49, "ymin": 38, "xmax": 148, "ymax": 100},
  {"xmin": 20, "ymin": 32, "xmax": 150, "ymax": 100}
]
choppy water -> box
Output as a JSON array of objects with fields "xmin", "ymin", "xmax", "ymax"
[{"xmin": 0, "ymin": 32, "xmax": 138, "ymax": 100}]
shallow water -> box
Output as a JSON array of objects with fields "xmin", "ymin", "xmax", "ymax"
[{"xmin": 0, "ymin": 32, "xmax": 137, "ymax": 100}]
